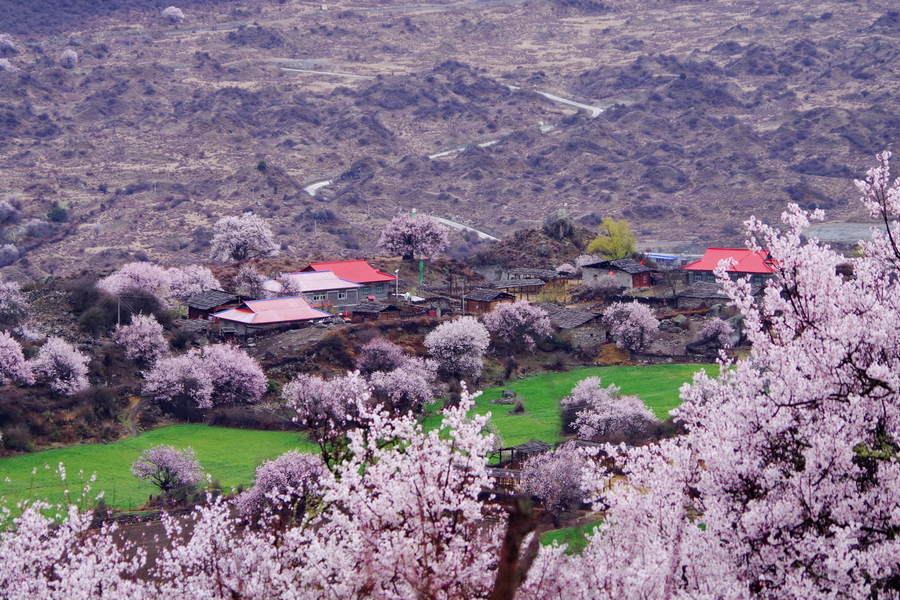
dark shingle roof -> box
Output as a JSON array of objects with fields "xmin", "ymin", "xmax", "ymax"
[
  {"xmin": 678, "ymin": 281, "xmax": 762, "ymax": 300},
  {"xmin": 536, "ymin": 303, "xmax": 600, "ymax": 329},
  {"xmin": 464, "ymin": 288, "xmax": 515, "ymax": 302},
  {"xmin": 507, "ymin": 268, "xmax": 561, "ymax": 280},
  {"xmin": 584, "ymin": 258, "xmax": 651, "ymax": 275},
  {"xmin": 494, "ymin": 278, "xmax": 546, "ymax": 289},
  {"xmin": 185, "ymin": 290, "xmax": 239, "ymax": 310},
  {"xmin": 349, "ymin": 302, "xmax": 401, "ymax": 314}
]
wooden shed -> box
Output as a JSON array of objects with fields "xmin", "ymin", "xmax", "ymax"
[
  {"xmin": 184, "ymin": 290, "xmax": 240, "ymax": 320},
  {"xmin": 347, "ymin": 302, "xmax": 402, "ymax": 323},
  {"xmin": 464, "ymin": 288, "xmax": 515, "ymax": 315}
]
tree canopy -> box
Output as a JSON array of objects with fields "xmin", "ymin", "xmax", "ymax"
[{"xmin": 585, "ymin": 217, "xmax": 636, "ymax": 259}]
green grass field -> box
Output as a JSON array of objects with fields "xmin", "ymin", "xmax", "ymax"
[
  {"xmin": 0, "ymin": 426, "xmax": 315, "ymax": 513},
  {"xmin": 540, "ymin": 520, "xmax": 604, "ymax": 554},
  {"xmin": 439, "ymin": 363, "xmax": 713, "ymax": 447},
  {"xmin": 1, "ymin": 364, "xmax": 712, "ymax": 514}
]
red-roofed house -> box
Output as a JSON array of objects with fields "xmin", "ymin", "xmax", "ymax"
[
  {"xmin": 301, "ymin": 260, "xmax": 397, "ymax": 300},
  {"xmin": 212, "ymin": 296, "xmax": 331, "ymax": 335},
  {"xmin": 683, "ymin": 248, "xmax": 778, "ymax": 286}
]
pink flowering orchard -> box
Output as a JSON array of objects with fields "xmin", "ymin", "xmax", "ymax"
[{"xmin": 5, "ymin": 153, "xmax": 900, "ymax": 598}]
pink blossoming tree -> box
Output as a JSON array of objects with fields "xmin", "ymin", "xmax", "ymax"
[
  {"xmin": 209, "ymin": 213, "xmax": 279, "ymax": 262},
  {"xmin": 114, "ymin": 313, "xmax": 168, "ymax": 365},
  {"xmin": 142, "ymin": 351, "xmax": 213, "ymax": 411},
  {"xmin": 60, "ymin": 49, "xmax": 77, "ymax": 65},
  {"xmin": 560, "ymin": 376, "xmax": 658, "ymax": 440},
  {"xmin": 378, "ymin": 213, "xmax": 449, "ymax": 260},
  {"xmin": 0, "ymin": 330, "xmax": 32, "ymax": 385},
  {"xmin": 355, "ymin": 336, "xmax": 409, "ymax": 374},
  {"xmin": 0, "ymin": 275, "xmax": 28, "ymax": 326},
  {"xmin": 601, "ymin": 300, "xmax": 658, "ymax": 353},
  {"xmin": 522, "ymin": 444, "xmax": 591, "ymax": 524},
  {"xmin": 166, "ymin": 265, "xmax": 221, "ymax": 302},
  {"xmin": 200, "ymin": 343, "xmax": 267, "ymax": 405},
  {"xmin": 482, "ymin": 301, "xmax": 552, "ymax": 353},
  {"xmin": 131, "ymin": 445, "xmax": 203, "ymax": 499},
  {"xmin": 234, "ymin": 450, "xmax": 324, "ymax": 521},
  {"xmin": 697, "ymin": 317, "xmax": 735, "ymax": 350},
  {"xmin": 161, "ymin": 6, "xmax": 185, "ymax": 23},
  {"xmin": 425, "ymin": 315, "xmax": 490, "ymax": 382},
  {"xmin": 367, "ymin": 357, "xmax": 442, "ymax": 415},
  {"xmin": 142, "ymin": 344, "xmax": 265, "ymax": 410},
  {"xmin": 29, "ymin": 337, "xmax": 89, "ymax": 396}
]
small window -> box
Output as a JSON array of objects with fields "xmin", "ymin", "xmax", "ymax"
[
  {"xmin": 375, "ymin": 283, "xmax": 385, "ymax": 294},
  {"xmin": 338, "ymin": 290, "xmax": 347, "ymax": 300},
  {"xmin": 312, "ymin": 293, "xmax": 326, "ymax": 302},
  {"xmin": 361, "ymin": 286, "xmax": 372, "ymax": 295}
]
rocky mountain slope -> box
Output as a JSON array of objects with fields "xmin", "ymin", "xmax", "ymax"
[{"xmin": 0, "ymin": 0, "xmax": 898, "ymax": 279}]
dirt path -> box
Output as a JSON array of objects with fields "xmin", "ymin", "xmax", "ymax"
[{"xmin": 123, "ymin": 395, "xmax": 147, "ymax": 438}]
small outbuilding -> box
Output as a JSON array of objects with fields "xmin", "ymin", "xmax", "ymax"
[
  {"xmin": 184, "ymin": 290, "xmax": 240, "ymax": 320},
  {"xmin": 582, "ymin": 258, "xmax": 653, "ymax": 290},
  {"xmin": 346, "ymin": 302, "xmax": 402, "ymax": 323},
  {"xmin": 464, "ymin": 288, "xmax": 515, "ymax": 315},
  {"xmin": 492, "ymin": 440, "xmax": 552, "ymax": 466}
]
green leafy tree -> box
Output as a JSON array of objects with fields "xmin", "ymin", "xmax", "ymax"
[{"xmin": 586, "ymin": 217, "xmax": 636, "ymax": 259}]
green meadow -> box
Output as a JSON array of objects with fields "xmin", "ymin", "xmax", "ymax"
[
  {"xmin": 0, "ymin": 425, "xmax": 314, "ymax": 514},
  {"xmin": 455, "ymin": 363, "xmax": 712, "ymax": 447},
  {"xmin": 0, "ymin": 364, "xmax": 711, "ymax": 513}
]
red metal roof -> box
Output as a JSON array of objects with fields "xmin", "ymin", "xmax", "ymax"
[
  {"xmin": 212, "ymin": 296, "xmax": 331, "ymax": 325},
  {"xmin": 303, "ymin": 260, "xmax": 398, "ymax": 284},
  {"xmin": 683, "ymin": 248, "xmax": 778, "ymax": 275}
]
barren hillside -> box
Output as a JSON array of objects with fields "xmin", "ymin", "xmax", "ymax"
[{"xmin": 0, "ymin": 0, "xmax": 898, "ymax": 278}]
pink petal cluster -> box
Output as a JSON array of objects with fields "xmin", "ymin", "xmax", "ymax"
[
  {"xmin": 114, "ymin": 313, "xmax": 168, "ymax": 365},
  {"xmin": 424, "ymin": 315, "xmax": 490, "ymax": 381},
  {"xmin": 698, "ymin": 317, "xmax": 735, "ymax": 349},
  {"xmin": 377, "ymin": 213, "xmax": 449, "ymax": 260},
  {"xmin": 142, "ymin": 343, "xmax": 265, "ymax": 408},
  {"xmin": 234, "ymin": 450, "xmax": 324, "ymax": 517},
  {"xmin": 209, "ymin": 213, "xmax": 279, "ymax": 262},
  {"xmin": 97, "ymin": 262, "xmax": 221, "ymax": 309},
  {"xmin": 482, "ymin": 301, "xmax": 552, "ymax": 353},
  {"xmin": 0, "ymin": 274, "xmax": 28, "ymax": 325},
  {"xmin": 131, "ymin": 445, "xmax": 203, "ymax": 495},
  {"xmin": 522, "ymin": 444, "xmax": 590, "ymax": 518},
  {"xmin": 29, "ymin": 337, "xmax": 89, "ymax": 396},
  {"xmin": 0, "ymin": 330, "xmax": 33, "ymax": 385},
  {"xmin": 601, "ymin": 300, "xmax": 659, "ymax": 353},
  {"xmin": 561, "ymin": 376, "xmax": 658, "ymax": 440},
  {"xmin": 355, "ymin": 336, "xmax": 409, "ymax": 374}
]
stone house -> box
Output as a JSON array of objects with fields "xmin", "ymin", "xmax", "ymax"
[{"xmin": 582, "ymin": 258, "xmax": 653, "ymax": 290}]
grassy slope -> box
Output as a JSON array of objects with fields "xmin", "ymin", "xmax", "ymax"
[
  {"xmin": 454, "ymin": 364, "xmax": 712, "ymax": 447},
  {"xmin": 0, "ymin": 425, "xmax": 314, "ymax": 512},
  {"xmin": 1, "ymin": 364, "xmax": 711, "ymax": 512}
]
